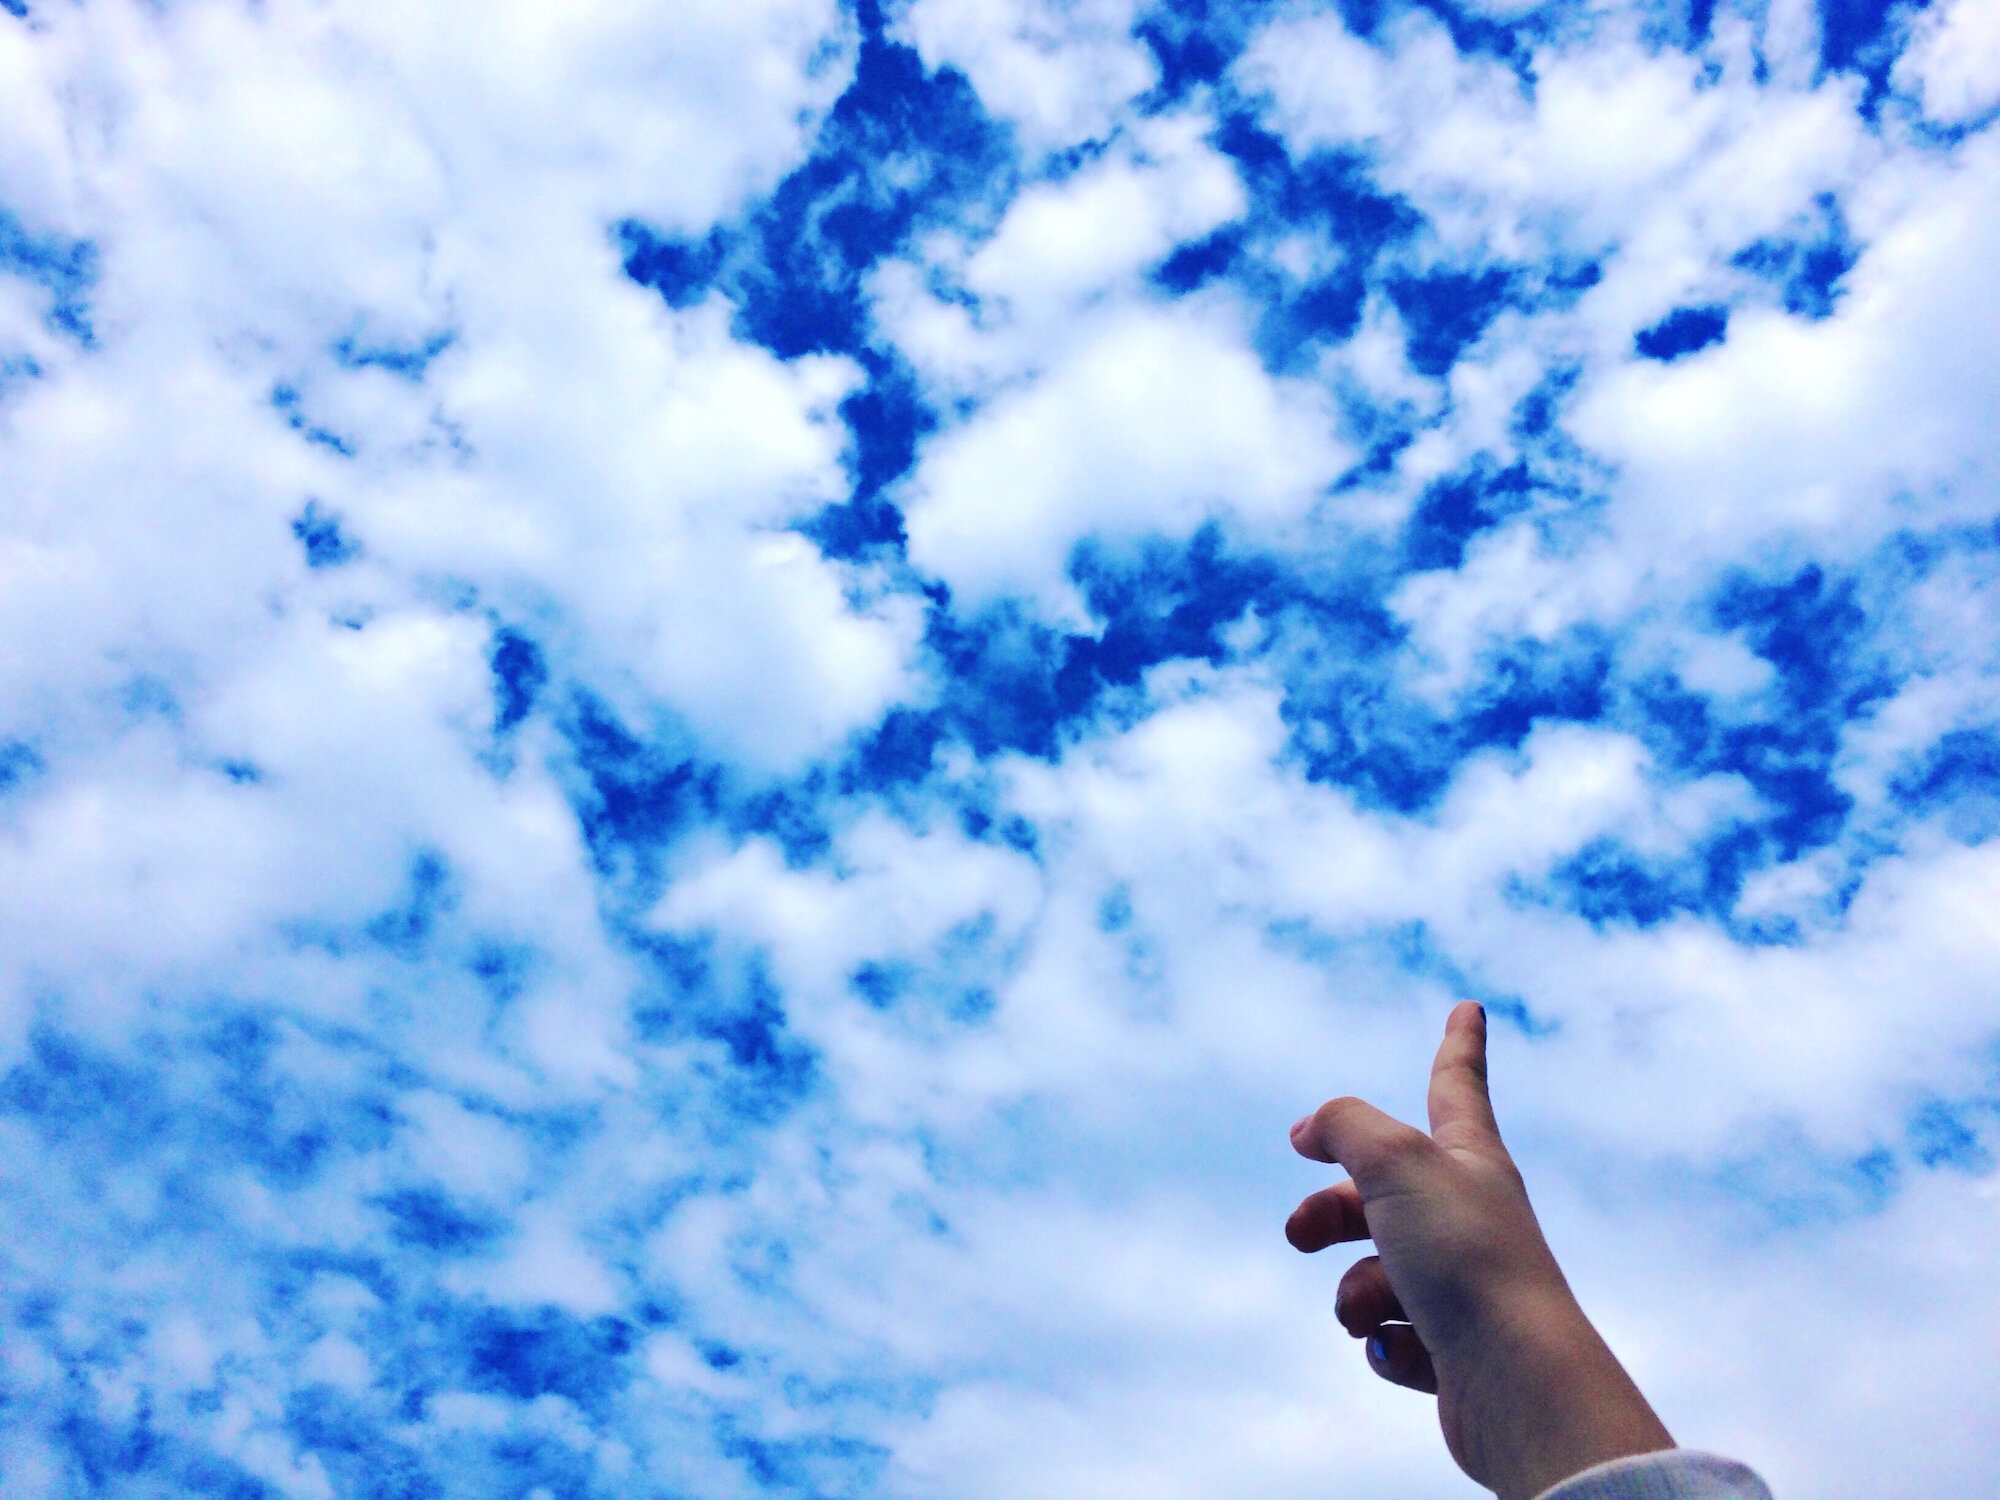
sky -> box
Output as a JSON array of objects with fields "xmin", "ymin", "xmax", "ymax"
[{"xmin": 0, "ymin": 0, "xmax": 1997, "ymax": 1495}]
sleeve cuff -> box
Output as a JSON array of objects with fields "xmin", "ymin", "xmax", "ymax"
[{"xmin": 1533, "ymin": 1450, "xmax": 1774, "ymax": 1500}]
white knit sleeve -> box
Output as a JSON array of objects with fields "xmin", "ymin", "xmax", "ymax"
[{"xmin": 1534, "ymin": 1450, "xmax": 1774, "ymax": 1500}]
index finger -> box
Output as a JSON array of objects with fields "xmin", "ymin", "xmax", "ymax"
[{"xmin": 1427, "ymin": 1000, "xmax": 1503, "ymax": 1156}]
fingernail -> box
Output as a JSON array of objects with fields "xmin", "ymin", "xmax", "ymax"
[
  {"xmin": 1475, "ymin": 1002, "xmax": 1486, "ymax": 1022},
  {"xmin": 1366, "ymin": 1335, "xmax": 1386, "ymax": 1364},
  {"xmin": 1289, "ymin": 1113, "xmax": 1313, "ymax": 1142}
]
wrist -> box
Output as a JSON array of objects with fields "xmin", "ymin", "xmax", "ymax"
[{"xmin": 1459, "ymin": 1286, "xmax": 1674, "ymax": 1500}]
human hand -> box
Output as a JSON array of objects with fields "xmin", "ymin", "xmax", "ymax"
[{"xmin": 1287, "ymin": 1001, "xmax": 1674, "ymax": 1500}]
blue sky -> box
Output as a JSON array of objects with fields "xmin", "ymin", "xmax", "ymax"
[{"xmin": 2, "ymin": 0, "xmax": 1998, "ymax": 1495}]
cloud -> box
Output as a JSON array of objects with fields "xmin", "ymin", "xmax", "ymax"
[
  {"xmin": 1894, "ymin": 0, "xmax": 2000, "ymax": 124},
  {"xmin": 894, "ymin": 0, "xmax": 1157, "ymax": 154},
  {"xmin": 903, "ymin": 298, "xmax": 1352, "ymax": 616}
]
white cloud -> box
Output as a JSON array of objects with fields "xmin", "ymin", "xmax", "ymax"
[
  {"xmin": 1895, "ymin": 0, "xmax": 2000, "ymax": 124},
  {"xmin": 903, "ymin": 301, "xmax": 1352, "ymax": 617},
  {"xmin": 895, "ymin": 0, "xmax": 1157, "ymax": 153},
  {"xmin": 874, "ymin": 111, "xmax": 1248, "ymax": 394},
  {"xmin": 469, "ymin": 1206, "xmax": 624, "ymax": 1315}
]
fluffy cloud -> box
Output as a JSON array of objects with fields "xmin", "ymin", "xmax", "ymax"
[{"xmin": 894, "ymin": 0, "xmax": 1156, "ymax": 153}]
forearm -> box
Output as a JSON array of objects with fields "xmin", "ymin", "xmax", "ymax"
[{"xmin": 1448, "ymin": 1288, "xmax": 1674, "ymax": 1500}]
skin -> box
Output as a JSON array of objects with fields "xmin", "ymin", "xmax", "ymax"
[{"xmin": 1287, "ymin": 1000, "xmax": 1675, "ymax": 1500}]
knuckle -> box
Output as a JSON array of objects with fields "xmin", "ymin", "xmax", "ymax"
[
  {"xmin": 1320, "ymin": 1095, "xmax": 1370, "ymax": 1125},
  {"xmin": 1376, "ymin": 1122, "xmax": 1435, "ymax": 1163}
]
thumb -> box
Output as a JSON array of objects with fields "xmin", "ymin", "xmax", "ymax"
[
  {"xmin": 1427, "ymin": 1000, "xmax": 1502, "ymax": 1154},
  {"xmin": 1292, "ymin": 1095, "xmax": 1436, "ymax": 1199}
]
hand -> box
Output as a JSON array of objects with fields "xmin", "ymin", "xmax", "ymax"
[{"xmin": 1287, "ymin": 1001, "xmax": 1674, "ymax": 1500}]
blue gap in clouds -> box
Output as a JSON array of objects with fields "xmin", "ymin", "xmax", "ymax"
[
  {"xmin": 54, "ymin": 1410, "xmax": 288, "ymax": 1499},
  {"xmin": 1404, "ymin": 457, "xmax": 1533, "ymax": 571},
  {"xmin": 1511, "ymin": 360, "xmax": 1586, "ymax": 446},
  {"xmin": 1284, "ymin": 621, "xmax": 1612, "ymax": 814},
  {"xmin": 1319, "ymin": 0, "xmax": 1530, "ymax": 68},
  {"xmin": 1530, "ymin": 824, "xmax": 1768, "ymax": 934},
  {"xmin": 365, "ymin": 850, "xmax": 459, "ymax": 959},
  {"xmin": 1154, "ymin": 224, "xmax": 1244, "ymax": 294},
  {"xmin": 849, "ymin": 917, "xmax": 1002, "ymax": 1025},
  {"xmin": 617, "ymin": 224, "xmax": 727, "ymax": 308},
  {"xmin": 1062, "ymin": 529, "xmax": 1287, "ymax": 705},
  {"xmin": 3, "ymin": 1027, "xmax": 173, "ymax": 1158},
  {"xmin": 284, "ymin": 1299, "xmax": 638, "ymax": 1497},
  {"xmin": 1635, "ymin": 303, "xmax": 1728, "ymax": 361},
  {"xmin": 282, "ymin": 1386, "xmax": 439, "ymax": 1500},
  {"xmin": 698, "ymin": 960, "xmax": 817, "ymax": 1110},
  {"xmin": 1387, "ymin": 266, "xmax": 1516, "ymax": 378},
  {"xmin": 1712, "ymin": 1125, "xmax": 1900, "ymax": 1228},
  {"xmin": 0, "ymin": 206, "xmax": 97, "ymax": 344},
  {"xmin": 331, "ymin": 329, "xmax": 454, "ymax": 380},
  {"xmin": 619, "ymin": 0, "xmax": 1011, "ymax": 560},
  {"xmin": 630, "ymin": 937, "xmax": 818, "ymax": 1116},
  {"xmin": 2, "ymin": 1016, "xmax": 392, "ymax": 1204},
  {"xmin": 375, "ymin": 1186, "xmax": 499, "ymax": 1255},
  {"xmin": 1385, "ymin": 920, "xmax": 1560, "ymax": 1035},
  {"xmin": 823, "ymin": 529, "xmax": 1299, "ymax": 851},
  {"xmin": 1712, "ymin": 1066, "xmax": 2000, "ymax": 1229},
  {"xmin": 1208, "ymin": 117, "xmax": 1421, "ymax": 370},
  {"xmin": 1890, "ymin": 726, "xmax": 2000, "ymax": 843},
  {"xmin": 1536, "ymin": 839, "xmax": 1691, "ymax": 929},
  {"xmin": 1708, "ymin": 563, "xmax": 1889, "ymax": 858},
  {"xmin": 1457, "ymin": 629, "xmax": 1613, "ymax": 748},
  {"xmin": 1196, "ymin": 115, "xmax": 1537, "ymax": 382},
  {"xmin": 912, "ymin": 525, "xmax": 1286, "ymax": 766},
  {"xmin": 733, "ymin": 768, "xmax": 839, "ymax": 867},
  {"xmin": 1558, "ymin": 563, "xmax": 1891, "ymax": 933},
  {"xmin": 198, "ymin": 1012, "xmax": 396, "ymax": 1190},
  {"xmin": 292, "ymin": 498, "xmax": 361, "ymax": 568},
  {"xmin": 272, "ymin": 384, "xmax": 354, "ymax": 456},
  {"xmin": 488, "ymin": 627, "xmax": 547, "ymax": 733},
  {"xmin": 0, "ymin": 349, "xmax": 44, "ymax": 392},
  {"xmin": 466, "ymin": 1306, "xmax": 634, "ymax": 1416},
  {"xmin": 562, "ymin": 695, "xmax": 721, "ymax": 884},
  {"xmin": 1816, "ymin": 0, "xmax": 1929, "ymax": 96},
  {"xmin": 1134, "ymin": 0, "xmax": 1242, "ymax": 99},
  {"xmin": 851, "ymin": 958, "xmax": 912, "ymax": 1010},
  {"xmin": 0, "ymin": 737, "xmax": 45, "ymax": 794},
  {"xmin": 1732, "ymin": 194, "xmax": 1858, "ymax": 320},
  {"xmin": 1136, "ymin": 0, "xmax": 1524, "ymax": 107},
  {"xmin": 717, "ymin": 1422, "xmax": 890, "ymax": 1497},
  {"xmin": 804, "ymin": 346, "xmax": 929, "ymax": 557},
  {"xmin": 1906, "ymin": 1093, "xmax": 1996, "ymax": 1173}
]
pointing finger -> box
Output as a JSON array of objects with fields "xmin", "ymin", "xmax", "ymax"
[{"xmin": 1427, "ymin": 1000, "xmax": 1503, "ymax": 1156}]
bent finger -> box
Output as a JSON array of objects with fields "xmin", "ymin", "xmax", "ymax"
[
  {"xmin": 1334, "ymin": 1254, "xmax": 1406, "ymax": 1338},
  {"xmin": 1365, "ymin": 1323, "xmax": 1439, "ymax": 1395},
  {"xmin": 1285, "ymin": 1180, "xmax": 1368, "ymax": 1252}
]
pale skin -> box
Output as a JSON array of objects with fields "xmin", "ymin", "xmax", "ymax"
[{"xmin": 1287, "ymin": 1001, "xmax": 1675, "ymax": 1500}]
